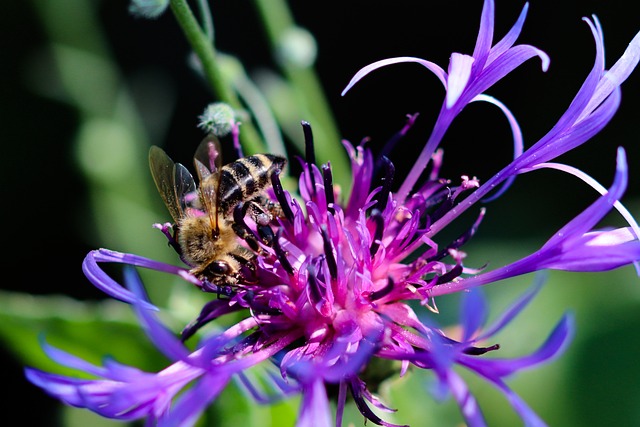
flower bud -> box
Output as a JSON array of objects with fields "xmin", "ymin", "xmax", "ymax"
[
  {"xmin": 276, "ymin": 27, "xmax": 317, "ymax": 68},
  {"xmin": 198, "ymin": 102, "xmax": 236, "ymax": 137},
  {"xmin": 128, "ymin": 0, "xmax": 169, "ymax": 19}
]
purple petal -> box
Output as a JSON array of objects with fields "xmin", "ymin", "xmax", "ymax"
[
  {"xmin": 516, "ymin": 88, "xmax": 620, "ymax": 170},
  {"xmin": 25, "ymin": 369, "xmax": 93, "ymax": 409},
  {"xmin": 461, "ymin": 289, "xmax": 487, "ymax": 342},
  {"xmin": 83, "ymin": 248, "xmax": 197, "ymax": 310},
  {"xmin": 527, "ymin": 17, "xmax": 605, "ymax": 144},
  {"xmin": 477, "ymin": 275, "xmax": 544, "ymax": 340},
  {"xmin": 464, "ymin": 313, "xmax": 574, "ymax": 377},
  {"xmin": 471, "ymin": 0, "xmax": 495, "ymax": 69},
  {"xmin": 471, "ymin": 94, "xmax": 523, "ymax": 201},
  {"xmin": 542, "ymin": 148, "xmax": 627, "ymax": 250},
  {"xmin": 82, "ymin": 250, "xmax": 156, "ymax": 309},
  {"xmin": 123, "ymin": 267, "xmax": 191, "ymax": 362},
  {"xmin": 524, "ymin": 160, "xmax": 640, "ymax": 242},
  {"xmin": 467, "ymin": 44, "xmax": 549, "ymax": 101},
  {"xmin": 435, "ymin": 149, "xmax": 632, "ymax": 293},
  {"xmin": 237, "ymin": 369, "xmax": 300, "ymax": 404},
  {"xmin": 296, "ymin": 380, "xmax": 332, "ymax": 427},
  {"xmin": 487, "ymin": 3, "xmax": 529, "ymax": 62},
  {"xmin": 341, "ymin": 57, "xmax": 447, "ymax": 96},
  {"xmin": 447, "ymin": 53, "xmax": 475, "ymax": 108},
  {"xmin": 38, "ymin": 338, "xmax": 108, "ymax": 377},
  {"xmin": 580, "ymin": 18, "xmax": 640, "ymax": 121},
  {"xmin": 541, "ymin": 229, "xmax": 640, "ymax": 272},
  {"xmin": 442, "ymin": 369, "xmax": 487, "ymax": 427},
  {"xmin": 321, "ymin": 333, "xmax": 379, "ymax": 383},
  {"xmin": 26, "ymin": 367, "xmax": 165, "ymax": 420},
  {"xmin": 158, "ymin": 374, "xmax": 229, "ymax": 427},
  {"xmin": 486, "ymin": 377, "xmax": 548, "ymax": 427}
]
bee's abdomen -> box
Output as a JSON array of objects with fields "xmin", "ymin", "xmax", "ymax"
[{"xmin": 218, "ymin": 154, "xmax": 286, "ymax": 217}]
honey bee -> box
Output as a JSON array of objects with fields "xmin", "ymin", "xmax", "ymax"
[{"xmin": 149, "ymin": 134, "xmax": 286, "ymax": 288}]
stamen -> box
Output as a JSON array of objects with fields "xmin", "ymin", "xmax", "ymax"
[
  {"xmin": 369, "ymin": 210, "xmax": 384, "ymax": 258},
  {"xmin": 348, "ymin": 379, "xmax": 387, "ymax": 426},
  {"xmin": 435, "ymin": 264, "xmax": 463, "ymax": 285},
  {"xmin": 180, "ymin": 298, "xmax": 233, "ymax": 342},
  {"xmin": 307, "ymin": 264, "xmax": 323, "ymax": 304},
  {"xmin": 375, "ymin": 112, "xmax": 419, "ymax": 168},
  {"xmin": 271, "ymin": 169, "xmax": 294, "ymax": 222},
  {"xmin": 301, "ymin": 121, "xmax": 317, "ymax": 196},
  {"xmin": 370, "ymin": 276, "xmax": 394, "ymax": 301},
  {"xmin": 428, "ymin": 209, "xmax": 484, "ymax": 262},
  {"xmin": 321, "ymin": 226, "xmax": 338, "ymax": 280},
  {"xmin": 322, "ymin": 164, "xmax": 335, "ymax": 214},
  {"xmin": 430, "ymin": 190, "xmax": 455, "ymax": 223},
  {"xmin": 372, "ymin": 156, "xmax": 394, "ymax": 212},
  {"xmin": 463, "ymin": 343, "xmax": 500, "ymax": 355},
  {"xmin": 273, "ymin": 230, "xmax": 294, "ymax": 275},
  {"xmin": 430, "ymin": 179, "xmax": 480, "ymax": 223}
]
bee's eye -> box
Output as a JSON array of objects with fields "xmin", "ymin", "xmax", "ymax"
[{"xmin": 211, "ymin": 261, "xmax": 230, "ymax": 275}]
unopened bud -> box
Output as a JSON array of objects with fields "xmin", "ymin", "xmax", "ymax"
[
  {"xmin": 276, "ymin": 27, "xmax": 317, "ymax": 68},
  {"xmin": 198, "ymin": 102, "xmax": 236, "ymax": 137},
  {"xmin": 129, "ymin": 0, "xmax": 169, "ymax": 19}
]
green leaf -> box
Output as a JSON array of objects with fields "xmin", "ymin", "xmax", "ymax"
[{"xmin": 0, "ymin": 290, "xmax": 168, "ymax": 375}]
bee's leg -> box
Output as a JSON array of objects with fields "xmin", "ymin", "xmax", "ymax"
[
  {"xmin": 265, "ymin": 201, "xmax": 284, "ymax": 220},
  {"xmin": 200, "ymin": 277, "xmax": 233, "ymax": 298},
  {"xmin": 257, "ymin": 224, "xmax": 275, "ymax": 247},
  {"xmin": 229, "ymin": 249, "xmax": 258, "ymax": 283},
  {"xmin": 232, "ymin": 202, "xmax": 268, "ymax": 253},
  {"xmin": 169, "ymin": 226, "xmax": 183, "ymax": 256},
  {"xmin": 240, "ymin": 195, "xmax": 284, "ymax": 246},
  {"xmin": 232, "ymin": 222, "xmax": 262, "ymax": 252},
  {"xmin": 248, "ymin": 195, "xmax": 284, "ymax": 224},
  {"xmin": 154, "ymin": 222, "xmax": 183, "ymax": 256},
  {"xmin": 243, "ymin": 197, "xmax": 280, "ymax": 246}
]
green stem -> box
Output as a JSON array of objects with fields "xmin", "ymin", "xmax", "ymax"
[
  {"xmin": 252, "ymin": 0, "xmax": 351, "ymax": 194},
  {"xmin": 195, "ymin": 0, "xmax": 214, "ymax": 42},
  {"xmin": 169, "ymin": 0, "xmax": 264, "ymax": 154}
]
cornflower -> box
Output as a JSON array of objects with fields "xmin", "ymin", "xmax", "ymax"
[{"xmin": 25, "ymin": 1, "xmax": 640, "ymax": 426}]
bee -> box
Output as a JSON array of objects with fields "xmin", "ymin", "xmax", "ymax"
[{"xmin": 149, "ymin": 134, "xmax": 287, "ymax": 288}]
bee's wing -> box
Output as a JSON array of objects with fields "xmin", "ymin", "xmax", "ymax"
[
  {"xmin": 149, "ymin": 146, "xmax": 196, "ymax": 223},
  {"xmin": 174, "ymin": 162, "xmax": 198, "ymax": 213},
  {"xmin": 197, "ymin": 163, "xmax": 220, "ymax": 230},
  {"xmin": 193, "ymin": 135, "xmax": 224, "ymax": 231},
  {"xmin": 193, "ymin": 134, "xmax": 223, "ymax": 178}
]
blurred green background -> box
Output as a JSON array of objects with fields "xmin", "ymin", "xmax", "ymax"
[{"xmin": 2, "ymin": 1, "xmax": 640, "ymax": 426}]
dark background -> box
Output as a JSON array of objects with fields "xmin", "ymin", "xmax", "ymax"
[{"xmin": 3, "ymin": 0, "xmax": 640, "ymax": 425}]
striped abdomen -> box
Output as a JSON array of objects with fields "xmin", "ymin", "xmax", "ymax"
[{"xmin": 217, "ymin": 154, "xmax": 286, "ymax": 218}]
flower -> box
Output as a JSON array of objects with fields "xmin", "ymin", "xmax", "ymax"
[
  {"xmin": 407, "ymin": 278, "xmax": 574, "ymax": 427},
  {"xmin": 25, "ymin": 1, "xmax": 640, "ymax": 426}
]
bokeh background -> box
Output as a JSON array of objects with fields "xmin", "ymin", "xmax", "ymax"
[{"xmin": 3, "ymin": 0, "xmax": 640, "ymax": 426}]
